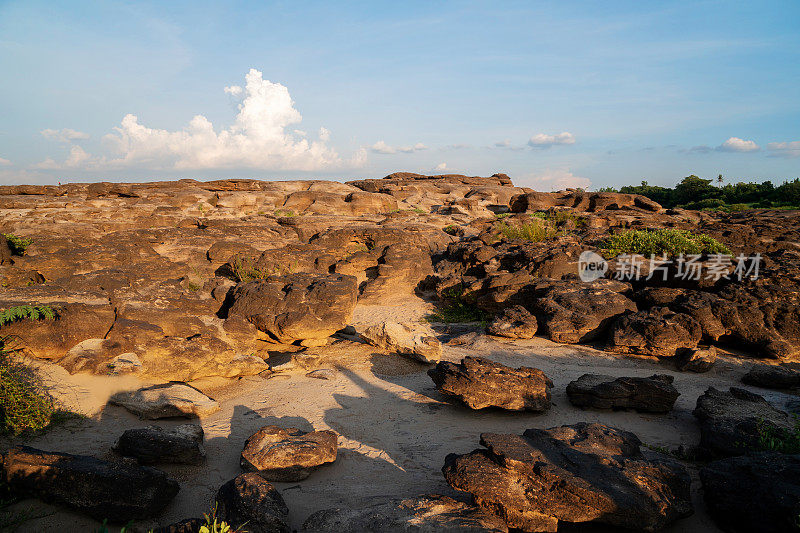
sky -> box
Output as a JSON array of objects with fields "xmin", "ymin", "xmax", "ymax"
[{"xmin": 0, "ymin": 0, "xmax": 798, "ymax": 190}]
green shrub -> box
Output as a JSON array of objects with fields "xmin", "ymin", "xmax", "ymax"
[
  {"xmin": 531, "ymin": 210, "xmax": 587, "ymax": 227},
  {"xmin": 755, "ymin": 418, "xmax": 800, "ymax": 454},
  {"xmin": 230, "ymin": 256, "xmax": 271, "ymax": 283},
  {"xmin": 2, "ymin": 234, "xmax": 32, "ymax": 255},
  {"xmin": 200, "ymin": 503, "xmax": 245, "ymax": 533},
  {"xmin": 496, "ymin": 219, "xmax": 559, "ymax": 242},
  {"xmin": 443, "ymin": 225, "xmax": 459, "ymax": 235},
  {"xmin": 274, "ymin": 209, "xmax": 295, "ymax": 217},
  {"xmin": 425, "ymin": 285, "xmax": 487, "ymax": 323},
  {"xmin": 0, "ymin": 305, "xmax": 57, "ymax": 327},
  {"xmin": 601, "ymin": 229, "xmax": 731, "ymax": 258}
]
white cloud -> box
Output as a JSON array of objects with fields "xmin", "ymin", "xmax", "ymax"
[
  {"xmin": 36, "ymin": 68, "xmax": 359, "ymax": 171},
  {"xmin": 519, "ymin": 169, "xmax": 591, "ymax": 191},
  {"xmin": 41, "ymin": 128, "xmax": 90, "ymax": 142},
  {"xmin": 528, "ymin": 132, "xmax": 576, "ymax": 148},
  {"xmin": 33, "ymin": 145, "xmax": 91, "ymax": 169},
  {"xmin": 717, "ymin": 137, "xmax": 759, "ymax": 152},
  {"xmin": 433, "ymin": 162, "xmax": 447, "ymax": 172},
  {"xmin": 494, "ymin": 139, "xmax": 511, "ymax": 148},
  {"xmin": 369, "ymin": 141, "xmax": 427, "ymax": 154},
  {"xmin": 767, "ymin": 140, "xmax": 800, "ymax": 158},
  {"xmin": 0, "ymin": 157, "xmax": 10, "ymax": 166}
]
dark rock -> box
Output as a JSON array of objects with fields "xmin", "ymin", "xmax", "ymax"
[
  {"xmin": 114, "ymin": 424, "xmax": 205, "ymax": 465},
  {"xmin": 566, "ymin": 374, "xmax": 679, "ymax": 413},
  {"xmin": 742, "ymin": 363, "xmax": 800, "ymax": 389},
  {"xmin": 676, "ymin": 346, "xmax": 717, "ymax": 372},
  {"xmin": 428, "ymin": 356, "xmax": 552, "ymax": 411},
  {"xmin": 701, "ymin": 453, "xmax": 800, "ymax": 533},
  {"xmin": 606, "ymin": 307, "xmax": 702, "ymax": 357},
  {"xmin": 693, "ymin": 387, "xmax": 794, "ymax": 456},
  {"xmin": 240, "ymin": 425, "xmax": 338, "ymax": 481},
  {"xmin": 442, "ymin": 423, "xmax": 693, "ymax": 532},
  {"xmin": 1, "ymin": 445, "xmax": 179, "ymax": 522},
  {"xmin": 486, "ymin": 305, "xmax": 537, "ymax": 339},
  {"xmin": 215, "ymin": 473, "xmax": 290, "ymax": 533},
  {"xmin": 152, "ymin": 518, "xmax": 204, "ymax": 533},
  {"xmin": 302, "ymin": 494, "xmax": 508, "ymax": 532}
]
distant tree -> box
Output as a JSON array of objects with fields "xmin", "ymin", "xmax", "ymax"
[{"xmin": 673, "ymin": 175, "xmax": 720, "ymax": 205}]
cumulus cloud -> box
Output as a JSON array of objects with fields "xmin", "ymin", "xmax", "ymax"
[
  {"xmin": 369, "ymin": 141, "xmax": 427, "ymax": 154},
  {"xmin": 767, "ymin": 141, "xmax": 800, "ymax": 158},
  {"xmin": 717, "ymin": 137, "xmax": 759, "ymax": 152},
  {"xmin": 519, "ymin": 169, "xmax": 591, "ymax": 191},
  {"xmin": 36, "ymin": 68, "xmax": 359, "ymax": 171},
  {"xmin": 41, "ymin": 128, "xmax": 90, "ymax": 142},
  {"xmin": 34, "ymin": 145, "xmax": 91, "ymax": 169},
  {"xmin": 433, "ymin": 162, "xmax": 447, "ymax": 172},
  {"xmin": 0, "ymin": 157, "xmax": 10, "ymax": 166},
  {"xmin": 528, "ymin": 132, "xmax": 576, "ymax": 148}
]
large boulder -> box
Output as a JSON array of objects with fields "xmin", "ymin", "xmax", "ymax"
[
  {"xmin": 227, "ymin": 273, "xmax": 358, "ymax": 346},
  {"xmin": 700, "ymin": 453, "xmax": 800, "ymax": 533},
  {"xmin": 442, "ymin": 423, "xmax": 693, "ymax": 532},
  {"xmin": 566, "ymin": 374, "xmax": 679, "ymax": 413},
  {"xmin": 1, "ymin": 445, "xmax": 179, "ymax": 522},
  {"xmin": 361, "ymin": 321, "xmax": 442, "ymax": 363},
  {"xmin": 742, "ymin": 363, "xmax": 800, "ymax": 389},
  {"xmin": 215, "ymin": 473, "xmax": 290, "ymax": 533},
  {"xmin": 486, "ymin": 305, "xmax": 538, "ymax": 339},
  {"xmin": 114, "ymin": 424, "xmax": 206, "ymax": 465},
  {"xmin": 240, "ymin": 425, "xmax": 338, "ymax": 481},
  {"xmin": 109, "ymin": 382, "xmax": 221, "ymax": 419},
  {"xmin": 693, "ymin": 387, "xmax": 794, "ymax": 456},
  {"xmin": 606, "ymin": 307, "xmax": 702, "ymax": 357},
  {"xmin": 428, "ymin": 356, "xmax": 552, "ymax": 411},
  {"xmin": 302, "ymin": 495, "xmax": 509, "ymax": 532}
]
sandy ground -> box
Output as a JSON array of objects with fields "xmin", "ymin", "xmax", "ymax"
[{"xmin": 4, "ymin": 297, "xmax": 796, "ymax": 532}]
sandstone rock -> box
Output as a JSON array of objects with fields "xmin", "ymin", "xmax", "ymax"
[
  {"xmin": 215, "ymin": 473, "xmax": 290, "ymax": 533},
  {"xmin": 606, "ymin": 307, "xmax": 702, "ymax": 357},
  {"xmin": 2, "ymin": 445, "xmax": 179, "ymax": 522},
  {"xmin": 114, "ymin": 424, "xmax": 205, "ymax": 465},
  {"xmin": 443, "ymin": 423, "xmax": 693, "ymax": 532},
  {"xmin": 240, "ymin": 425, "xmax": 338, "ymax": 481},
  {"xmin": 0, "ymin": 236, "xmax": 12, "ymax": 265},
  {"xmin": 361, "ymin": 321, "xmax": 442, "ymax": 363},
  {"xmin": 676, "ymin": 345, "xmax": 717, "ymax": 372},
  {"xmin": 486, "ymin": 305, "xmax": 537, "ymax": 339},
  {"xmin": 566, "ymin": 374, "xmax": 679, "ymax": 413},
  {"xmin": 693, "ymin": 387, "xmax": 794, "ymax": 456},
  {"xmin": 227, "ymin": 273, "xmax": 358, "ymax": 345},
  {"xmin": 109, "ymin": 382, "xmax": 220, "ymax": 419},
  {"xmin": 701, "ymin": 453, "xmax": 800, "ymax": 533},
  {"xmin": 428, "ymin": 356, "xmax": 552, "ymax": 411},
  {"xmin": 742, "ymin": 363, "xmax": 800, "ymax": 389},
  {"xmin": 302, "ymin": 494, "xmax": 508, "ymax": 532}
]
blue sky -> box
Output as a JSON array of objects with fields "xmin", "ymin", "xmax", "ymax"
[{"xmin": 0, "ymin": 0, "xmax": 798, "ymax": 189}]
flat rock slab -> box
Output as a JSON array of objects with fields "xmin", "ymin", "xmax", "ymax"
[
  {"xmin": 693, "ymin": 386, "xmax": 793, "ymax": 456},
  {"xmin": 361, "ymin": 321, "xmax": 442, "ymax": 363},
  {"xmin": 566, "ymin": 373, "xmax": 679, "ymax": 413},
  {"xmin": 114, "ymin": 424, "xmax": 205, "ymax": 465},
  {"xmin": 701, "ymin": 453, "xmax": 800, "ymax": 533},
  {"xmin": 428, "ymin": 356, "xmax": 552, "ymax": 411},
  {"xmin": 241, "ymin": 425, "xmax": 338, "ymax": 481},
  {"xmin": 302, "ymin": 494, "xmax": 508, "ymax": 532},
  {"xmin": 607, "ymin": 307, "xmax": 702, "ymax": 358},
  {"xmin": 2, "ymin": 445, "xmax": 179, "ymax": 522},
  {"xmin": 486, "ymin": 305, "xmax": 537, "ymax": 339},
  {"xmin": 216, "ymin": 473, "xmax": 290, "ymax": 533},
  {"xmin": 109, "ymin": 382, "xmax": 220, "ymax": 419},
  {"xmin": 742, "ymin": 363, "xmax": 800, "ymax": 389},
  {"xmin": 443, "ymin": 423, "xmax": 693, "ymax": 532}
]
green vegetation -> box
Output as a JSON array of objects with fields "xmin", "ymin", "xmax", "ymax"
[
  {"xmin": 496, "ymin": 219, "xmax": 559, "ymax": 242},
  {"xmin": 603, "ymin": 175, "xmax": 800, "ymax": 210},
  {"xmin": 601, "ymin": 229, "xmax": 731, "ymax": 259},
  {"xmin": 531, "ymin": 210, "xmax": 587, "ymax": 227},
  {"xmin": 755, "ymin": 418, "xmax": 800, "ymax": 454},
  {"xmin": 274, "ymin": 209, "xmax": 296, "ymax": 217},
  {"xmin": 229, "ymin": 256, "xmax": 271, "ymax": 283},
  {"xmin": 0, "ymin": 305, "xmax": 57, "ymax": 327},
  {"xmin": 200, "ymin": 504, "xmax": 245, "ymax": 533},
  {"xmin": 425, "ymin": 285, "xmax": 487, "ymax": 324},
  {"xmin": 388, "ymin": 207, "xmax": 426, "ymax": 215},
  {"xmin": 3, "ymin": 234, "xmax": 32, "ymax": 255},
  {"xmin": 1, "ymin": 476, "xmax": 51, "ymax": 531},
  {"xmin": 443, "ymin": 225, "xmax": 459, "ymax": 235}
]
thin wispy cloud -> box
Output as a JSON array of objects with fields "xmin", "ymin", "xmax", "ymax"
[
  {"xmin": 767, "ymin": 141, "xmax": 800, "ymax": 158},
  {"xmin": 41, "ymin": 128, "xmax": 90, "ymax": 142},
  {"xmin": 519, "ymin": 168, "xmax": 590, "ymax": 191},
  {"xmin": 527, "ymin": 132, "xmax": 576, "ymax": 148},
  {"xmin": 369, "ymin": 141, "xmax": 427, "ymax": 154},
  {"xmin": 0, "ymin": 157, "xmax": 10, "ymax": 166}
]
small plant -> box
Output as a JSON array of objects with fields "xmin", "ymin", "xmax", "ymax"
[
  {"xmin": 3, "ymin": 234, "xmax": 32, "ymax": 255},
  {"xmin": 601, "ymin": 228, "xmax": 731, "ymax": 259},
  {"xmin": 186, "ymin": 281, "xmax": 202, "ymax": 292},
  {"xmin": 496, "ymin": 219, "xmax": 559, "ymax": 242},
  {"xmin": 94, "ymin": 519, "xmax": 138, "ymax": 533},
  {"xmin": 443, "ymin": 225, "xmax": 459, "ymax": 235},
  {"xmin": 230, "ymin": 256, "xmax": 271, "ymax": 283},
  {"xmin": 425, "ymin": 285, "xmax": 487, "ymax": 324},
  {"xmin": 274, "ymin": 209, "xmax": 296, "ymax": 217},
  {"xmin": 494, "ymin": 212, "xmax": 513, "ymax": 219},
  {"xmin": 755, "ymin": 418, "xmax": 800, "ymax": 454},
  {"xmin": 200, "ymin": 503, "xmax": 246, "ymax": 533},
  {"xmin": 0, "ymin": 305, "xmax": 57, "ymax": 327},
  {"xmin": 1, "ymin": 476, "xmax": 51, "ymax": 530}
]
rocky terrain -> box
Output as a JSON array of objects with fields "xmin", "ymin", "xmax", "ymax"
[{"xmin": 2, "ymin": 172, "xmax": 800, "ymax": 532}]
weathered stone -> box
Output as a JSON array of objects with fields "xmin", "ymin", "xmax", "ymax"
[
  {"xmin": 566, "ymin": 374, "xmax": 679, "ymax": 413},
  {"xmin": 114, "ymin": 424, "xmax": 205, "ymax": 465},
  {"xmin": 742, "ymin": 363, "xmax": 800, "ymax": 389},
  {"xmin": 676, "ymin": 346, "xmax": 717, "ymax": 372},
  {"xmin": 486, "ymin": 305, "xmax": 537, "ymax": 339},
  {"xmin": 701, "ymin": 453, "xmax": 800, "ymax": 533},
  {"xmin": 693, "ymin": 387, "xmax": 794, "ymax": 456},
  {"xmin": 2, "ymin": 445, "xmax": 179, "ymax": 522},
  {"xmin": 428, "ymin": 356, "xmax": 552, "ymax": 411},
  {"xmin": 606, "ymin": 307, "xmax": 702, "ymax": 357},
  {"xmin": 361, "ymin": 321, "xmax": 442, "ymax": 363},
  {"xmin": 109, "ymin": 382, "xmax": 220, "ymax": 419},
  {"xmin": 302, "ymin": 495, "xmax": 508, "ymax": 532},
  {"xmin": 152, "ymin": 518, "xmax": 204, "ymax": 533},
  {"xmin": 215, "ymin": 473, "xmax": 290, "ymax": 533},
  {"xmin": 442, "ymin": 423, "xmax": 693, "ymax": 532},
  {"xmin": 240, "ymin": 425, "xmax": 338, "ymax": 481}
]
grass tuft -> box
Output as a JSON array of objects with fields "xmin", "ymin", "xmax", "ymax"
[
  {"xmin": 601, "ymin": 228, "xmax": 731, "ymax": 259},
  {"xmin": 425, "ymin": 285, "xmax": 487, "ymax": 324},
  {"xmin": 496, "ymin": 219, "xmax": 559, "ymax": 242},
  {"xmin": 755, "ymin": 418, "xmax": 800, "ymax": 454}
]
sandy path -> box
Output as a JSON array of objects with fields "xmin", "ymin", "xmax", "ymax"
[{"xmin": 5, "ymin": 298, "xmax": 794, "ymax": 532}]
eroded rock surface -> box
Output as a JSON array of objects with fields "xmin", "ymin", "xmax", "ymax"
[
  {"xmin": 486, "ymin": 305, "xmax": 537, "ymax": 339},
  {"xmin": 240, "ymin": 425, "xmax": 338, "ymax": 481},
  {"xmin": 109, "ymin": 382, "xmax": 221, "ymax": 419},
  {"xmin": 361, "ymin": 321, "xmax": 442, "ymax": 363},
  {"xmin": 215, "ymin": 473, "xmax": 290, "ymax": 533},
  {"xmin": 566, "ymin": 373, "xmax": 679, "ymax": 413},
  {"xmin": 114, "ymin": 424, "xmax": 206, "ymax": 465}
]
